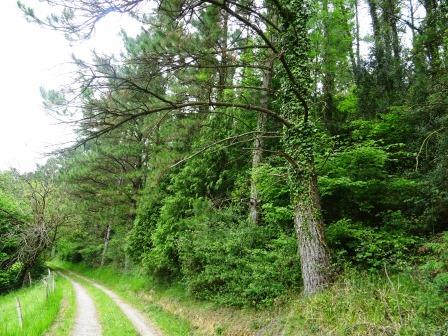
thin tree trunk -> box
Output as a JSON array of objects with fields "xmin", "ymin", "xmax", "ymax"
[
  {"xmin": 249, "ymin": 61, "xmax": 272, "ymax": 224},
  {"xmin": 339, "ymin": 1, "xmax": 358, "ymax": 81},
  {"xmin": 50, "ymin": 223, "xmax": 59, "ymax": 258},
  {"xmin": 124, "ymin": 253, "xmax": 130, "ymax": 273},
  {"xmin": 322, "ymin": 0, "xmax": 337, "ymax": 133},
  {"xmin": 249, "ymin": 116, "xmax": 266, "ymax": 225},
  {"xmin": 367, "ymin": 0, "xmax": 385, "ymax": 68},
  {"xmin": 355, "ymin": 0, "xmax": 361, "ymax": 69},
  {"xmin": 409, "ymin": 0, "xmax": 416, "ymax": 41},
  {"xmin": 218, "ymin": 7, "xmax": 229, "ymax": 103},
  {"xmin": 100, "ymin": 224, "xmax": 111, "ymax": 267}
]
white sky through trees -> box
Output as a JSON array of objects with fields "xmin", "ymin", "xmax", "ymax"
[{"xmin": 0, "ymin": 0, "xmax": 140, "ymax": 172}]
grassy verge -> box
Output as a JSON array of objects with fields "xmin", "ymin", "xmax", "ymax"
[
  {"xmin": 0, "ymin": 275, "xmax": 66, "ymax": 336},
  {"xmin": 282, "ymin": 270, "xmax": 447, "ymax": 335},
  {"xmin": 51, "ymin": 260, "xmax": 447, "ymax": 336},
  {"xmin": 45, "ymin": 276, "xmax": 76, "ymax": 336},
  {"xmin": 69, "ymin": 273, "xmax": 139, "ymax": 336}
]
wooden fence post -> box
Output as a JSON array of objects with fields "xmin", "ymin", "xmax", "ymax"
[
  {"xmin": 43, "ymin": 279, "xmax": 49, "ymax": 299},
  {"xmin": 52, "ymin": 271, "xmax": 56, "ymax": 293},
  {"xmin": 15, "ymin": 297, "xmax": 23, "ymax": 329},
  {"xmin": 47, "ymin": 269, "xmax": 55, "ymax": 294}
]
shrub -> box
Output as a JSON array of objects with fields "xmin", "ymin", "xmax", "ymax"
[
  {"xmin": 420, "ymin": 232, "xmax": 448, "ymax": 293},
  {"xmin": 327, "ymin": 218, "xmax": 420, "ymax": 270},
  {"xmin": 178, "ymin": 220, "xmax": 300, "ymax": 307}
]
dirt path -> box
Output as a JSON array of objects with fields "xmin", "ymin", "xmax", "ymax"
[
  {"xmin": 71, "ymin": 272, "xmax": 161, "ymax": 336},
  {"xmin": 69, "ymin": 277, "xmax": 102, "ymax": 336}
]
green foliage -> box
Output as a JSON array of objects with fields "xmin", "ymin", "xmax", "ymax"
[
  {"xmin": 253, "ymin": 164, "xmax": 293, "ymax": 227},
  {"xmin": 143, "ymin": 194, "xmax": 190, "ymax": 279},
  {"xmin": 0, "ymin": 190, "xmax": 28, "ymax": 292},
  {"xmin": 419, "ymin": 232, "xmax": 448, "ymax": 294},
  {"xmin": 327, "ymin": 218, "xmax": 420, "ymax": 270},
  {"xmin": 178, "ymin": 217, "xmax": 299, "ymax": 307}
]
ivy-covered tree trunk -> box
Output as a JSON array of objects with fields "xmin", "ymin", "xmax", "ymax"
[
  {"xmin": 283, "ymin": 125, "xmax": 331, "ymax": 294},
  {"xmin": 293, "ymin": 171, "xmax": 330, "ymax": 293},
  {"xmin": 355, "ymin": 0, "xmax": 361, "ymax": 70},
  {"xmin": 367, "ymin": 0, "xmax": 385, "ymax": 69},
  {"xmin": 279, "ymin": 0, "xmax": 331, "ymax": 294}
]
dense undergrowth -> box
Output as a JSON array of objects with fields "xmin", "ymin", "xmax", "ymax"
[{"xmin": 56, "ymin": 245, "xmax": 448, "ymax": 336}]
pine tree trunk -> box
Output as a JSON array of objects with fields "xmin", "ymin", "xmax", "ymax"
[
  {"xmin": 355, "ymin": 0, "xmax": 361, "ymax": 70},
  {"xmin": 249, "ymin": 113, "xmax": 266, "ymax": 224},
  {"xmin": 249, "ymin": 61, "xmax": 272, "ymax": 224},
  {"xmin": 100, "ymin": 224, "xmax": 111, "ymax": 267},
  {"xmin": 409, "ymin": 0, "xmax": 416, "ymax": 41},
  {"xmin": 293, "ymin": 172, "xmax": 331, "ymax": 294},
  {"xmin": 322, "ymin": 0, "xmax": 336, "ymax": 133}
]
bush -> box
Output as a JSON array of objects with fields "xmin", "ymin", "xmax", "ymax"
[
  {"xmin": 0, "ymin": 191, "xmax": 28, "ymax": 292},
  {"xmin": 327, "ymin": 218, "xmax": 420, "ymax": 270},
  {"xmin": 178, "ymin": 219, "xmax": 300, "ymax": 307},
  {"xmin": 419, "ymin": 232, "xmax": 448, "ymax": 293}
]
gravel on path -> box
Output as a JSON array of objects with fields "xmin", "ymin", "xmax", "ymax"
[
  {"xmin": 69, "ymin": 277, "xmax": 102, "ymax": 336},
  {"xmin": 71, "ymin": 272, "xmax": 161, "ymax": 336}
]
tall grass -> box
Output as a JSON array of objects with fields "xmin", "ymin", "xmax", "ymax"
[
  {"xmin": 46, "ymin": 276, "xmax": 76, "ymax": 336},
  {"xmin": 0, "ymin": 275, "xmax": 66, "ymax": 336},
  {"xmin": 282, "ymin": 270, "xmax": 447, "ymax": 335}
]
